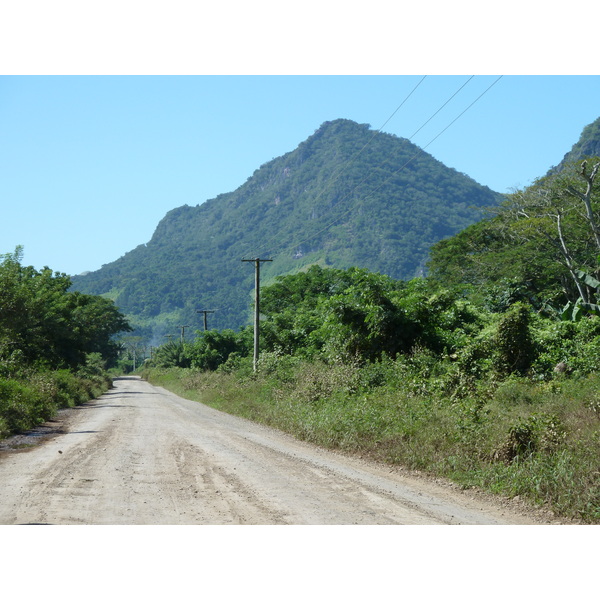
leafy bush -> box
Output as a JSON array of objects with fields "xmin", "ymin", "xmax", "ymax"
[
  {"xmin": 190, "ymin": 328, "xmax": 252, "ymax": 371},
  {"xmin": 492, "ymin": 302, "xmax": 536, "ymax": 375},
  {"xmin": 49, "ymin": 370, "xmax": 85, "ymax": 407},
  {"xmin": 149, "ymin": 329, "xmax": 253, "ymax": 371},
  {"xmin": 151, "ymin": 341, "xmax": 191, "ymax": 368},
  {"xmin": 496, "ymin": 413, "xmax": 566, "ymax": 463},
  {"xmin": 0, "ymin": 378, "xmax": 49, "ymax": 435},
  {"xmin": 0, "ymin": 358, "xmax": 113, "ymax": 439}
]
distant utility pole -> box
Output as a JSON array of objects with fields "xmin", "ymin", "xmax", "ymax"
[
  {"xmin": 179, "ymin": 325, "xmax": 190, "ymax": 342},
  {"xmin": 242, "ymin": 257, "xmax": 273, "ymax": 372},
  {"xmin": 196, "ymin": 310, "xmax": 215, "ymax": 331}
]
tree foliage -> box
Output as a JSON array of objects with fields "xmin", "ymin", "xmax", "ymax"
[
  {"xmin": 259, "ymin": 265, "xmax": 482, "ymax": 363},
  {"xmin": 0, "ymin": 247, "xmax": 131, "ymax": 373},
  {"xmin": 150, "ymin": 328, "xmax": 253, "ymax": 371},
  {"xmin": 428, "ymin": 157, "xmax": 600, "ymax": 312}
]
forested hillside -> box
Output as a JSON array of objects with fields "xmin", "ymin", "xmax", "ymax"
[
  {"xmin": 71, "ymin": 119, "xmax": 502, "ymax": 342},
  {"xmin": 549, "ymin": 116, "xmax": 600, "ymax": 175}
]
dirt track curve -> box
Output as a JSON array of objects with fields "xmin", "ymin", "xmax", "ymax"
[{"xmin": 0, "ymin": 376, "xmax": 555, "ymax": 525}]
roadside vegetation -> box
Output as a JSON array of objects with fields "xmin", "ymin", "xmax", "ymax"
[
  {"xmin": 142, "ymin": 158, "xmax": 600, "ymax": 523},
  {"xmin": 0, "ymin": 247, "xmax": 131, "ymax": 438}
]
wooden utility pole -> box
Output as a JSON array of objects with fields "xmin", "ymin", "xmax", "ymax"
[
  {"xmin": 242, "ymin": 257, "xmax": 272, "ymax": 372},
  {"xmin": 196, "ymin": 310, "xmax": 215, "ymax": 331},
  {"xmin": 179, "ymin": 325, "xmax": 190, "ymax": 342}
]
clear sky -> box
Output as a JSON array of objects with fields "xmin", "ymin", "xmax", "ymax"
[{"xmin": 2, "ymin": 75, "xmax": 599, "ymax": 276}]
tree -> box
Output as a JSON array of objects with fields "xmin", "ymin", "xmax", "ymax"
[
  {"xmin": 0, "ymin": 247, "xmax": 131, "ymax": 371},
  {"xmin": 503, "ymin": 159, "xmax": 600, "ymax": 305},
  {"xmin": 188, "ymin": 328, "xmax": 252, "ymax": 370},
  {"xmin": 316, "ymin": 269, "xmax": 417, "ymax": 361},
  {"xmin": 260, "ymin": 265, "xmax": 480, "ymax": 363},
  {"xmin": 428, "ymin": 158, "xmax": 600, "ymax": 312}
]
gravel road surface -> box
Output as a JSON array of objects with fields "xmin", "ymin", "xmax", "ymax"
[{"xmin": 0, "ymin": 376, "xmax": 550, "ymax": 525}]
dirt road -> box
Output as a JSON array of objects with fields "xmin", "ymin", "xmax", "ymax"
[{"xmin": 0, "ymin": 376, "xmax": 552, "ymax": 525}]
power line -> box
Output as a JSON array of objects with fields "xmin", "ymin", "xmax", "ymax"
[
  {"xmin": 420, "ymin": 76, "xmax": 503, "ymax": 151},
  {"xmin": 406, "ymin": 76, "xmax": 474, "ymax": 141},
  {"xmin": 265, "ymin": 76, "xmax": 503, "ymax": 260},
  {"xmin": 358, "ymin": 75, "xmax": 427, "ymax": 148}
]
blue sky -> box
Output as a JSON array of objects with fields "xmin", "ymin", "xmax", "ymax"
[{"xmin": 1, "ymin": 75, "xmax": 599, "ymax": 276}]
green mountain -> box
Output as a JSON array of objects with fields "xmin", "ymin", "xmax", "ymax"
[
  {"xmin": 71, "ymin": 119, "xmax": 503, "ymax": 342},
  {"xmin": 549, "ymin": 116, "xmax": 600, "ymax": 174}
]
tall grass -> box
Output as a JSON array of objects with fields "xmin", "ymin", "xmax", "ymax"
[
  {"xmin": 142, "ymin": 354, "xmax": 600, "ymax": 523},
  {"xmin": 0, "ymin": 366, "xmax": 113, "ymax": 439}
]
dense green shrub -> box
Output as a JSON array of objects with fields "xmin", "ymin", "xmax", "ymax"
[
  {"xmin": 148, "ymin": 329, "xmax": 253, "ymax": 371},
  {"xmin": 0, "ymin": 356, "xmax": 112, "ymax": 439},
  {"xmin": 492, "ymin": 302, "xmax": 536, "ymax": 375},
  {"xmin": 150, "ymin": 341, "xmax": 191, "ymax": 368},
  {"xmin": 0, "ymin": 378, "xmax": 49, "ymax": 436},
  {"xmin": 190, "ymin": 328, "xmax": 253, "ymax": 371}
]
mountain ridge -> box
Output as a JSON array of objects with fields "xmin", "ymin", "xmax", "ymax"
[
  {"xmin": 548, "ymin": 116, "xmax": 600, "ymax": 175},
  {"xmin": 71, "ymin": 118, "xmax": 504, "ymax": 341}
]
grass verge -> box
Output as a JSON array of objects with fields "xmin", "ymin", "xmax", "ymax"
[
  {"xmin": 141, "ymin": 357, "xmax": 600, "ymax": 523},
  {"xmin": 0, "ymin": 369, "xmax": 113, "ymax": 439}
]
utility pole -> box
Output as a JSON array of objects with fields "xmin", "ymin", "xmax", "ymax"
[
  {"xmin": 179, "ymin": 325, "xmax": 190, "ymax": 342},
  {"xmin": 196, "ymin": 310, "xmax": 215, "ymax": 331},
  {"xmin": 242, "ymin": 257, "xmax": 272, "ymax": 372}
]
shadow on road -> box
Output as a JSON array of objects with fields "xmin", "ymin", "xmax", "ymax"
[{"xmin": 74, "ymin": 404, "xmax": 133, "ymax": 409}]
